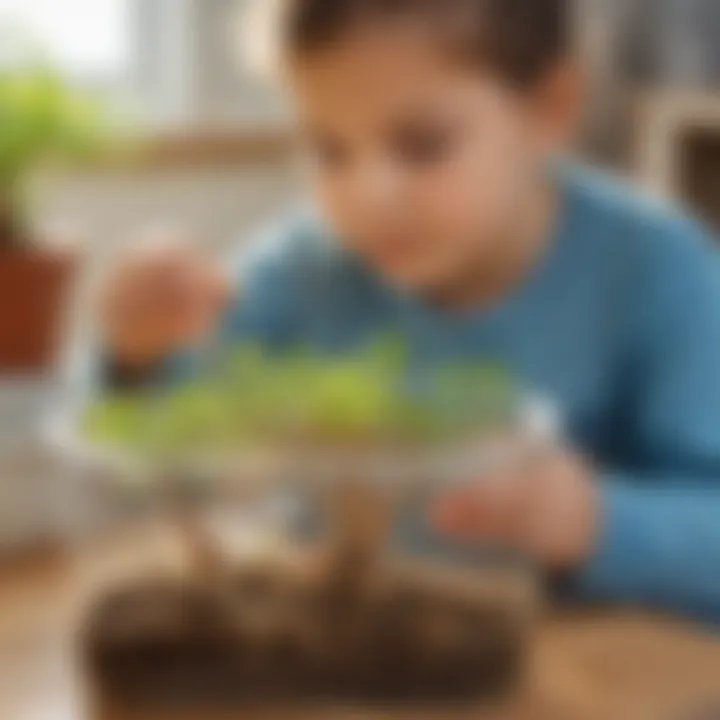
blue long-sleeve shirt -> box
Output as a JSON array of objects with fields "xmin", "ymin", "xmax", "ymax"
[{"xmin": 127, "ymin": 167, "xmax": 720, "ymax": 622}]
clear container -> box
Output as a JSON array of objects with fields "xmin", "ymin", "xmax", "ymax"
[{"xmin": 49, "ymin": 391, "xmax": 554, "ymax": 714}]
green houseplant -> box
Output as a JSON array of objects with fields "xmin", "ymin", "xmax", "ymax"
[{"xmin": 0, "ymin": 60, "xmax": 116, "ymax": 370}]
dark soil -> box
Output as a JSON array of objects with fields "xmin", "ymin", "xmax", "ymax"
[{"xmin": 83, "ymin": 552, "xmax": 532, "ymax": 711}]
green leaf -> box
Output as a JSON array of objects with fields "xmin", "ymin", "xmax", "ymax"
[{"xmin": 82, "ymin": 340, "xmax": 520, "ymax": 460}]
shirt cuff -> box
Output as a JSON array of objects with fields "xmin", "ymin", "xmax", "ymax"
[
  {"xmin": 101, "ymin": 351, "xmax": 200, "ymax": 392},
  {"xmin": 554, "ymin": 473, "xmax": 651, "ymax": 603}
]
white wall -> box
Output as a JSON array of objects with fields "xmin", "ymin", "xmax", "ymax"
[{"xmin": 34, "ymin": 162, "xmax": 300, "ymax": 254}]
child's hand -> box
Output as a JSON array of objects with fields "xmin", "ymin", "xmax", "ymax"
[
  {"xmin": 432, "ymin": 446, "xmax": 600, "ymax": 570},
  {"xmin": 101, "ymin": 232, "xmax": 232, "ymax": 368}
]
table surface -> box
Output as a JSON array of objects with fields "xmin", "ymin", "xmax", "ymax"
[{"xmin": 1, "ymin": 537, "xmax": 719, "ymax": 720}]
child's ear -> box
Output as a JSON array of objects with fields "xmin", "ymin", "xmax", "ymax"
[{"xmin": 530, "ymin": 61, "xmax": 586, "ymax": 154}]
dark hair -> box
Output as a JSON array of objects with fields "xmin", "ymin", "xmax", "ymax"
[{"xmin": 283, "ymin": 0, "xmax": 571, "ymax": 87}]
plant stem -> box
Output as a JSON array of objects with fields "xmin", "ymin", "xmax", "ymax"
[
  {"xmin": 324, "ymin": 478, "xmax": 393, "ymax": 593},
  {"xmin": 160, "ymin": 469, "xmax": 230, "ymax": 584}
]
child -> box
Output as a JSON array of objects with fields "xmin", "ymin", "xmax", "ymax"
[{"xmin": 101, "ymin": 0, "xmax": 720, "ymax": 622}]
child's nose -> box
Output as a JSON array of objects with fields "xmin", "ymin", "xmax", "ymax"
[{"xmin": 351, "ymin": 160, "xmax": 407, "ymax": 214}]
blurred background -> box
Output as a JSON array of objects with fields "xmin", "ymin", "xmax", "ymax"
[
  {"xmin": 0, "ymin": 3, "xmax": 719, "ymax": 718},
  {"xmin": 0, "ymin": 0, "xmax": 720, "ymax": 575}
]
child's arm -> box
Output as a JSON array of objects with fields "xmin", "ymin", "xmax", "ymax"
[
  {"xmin": 563, "ymin": 221, "xmax": 720, "ymax": 622},
  {"xmin": 434, "ymin": 219, "xmax": 720, "ymax": 623}
]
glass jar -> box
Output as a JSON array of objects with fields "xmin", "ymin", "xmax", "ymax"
[{"xmin": 51, "ymin": 369, "xmax": 552, "ymax": 714}]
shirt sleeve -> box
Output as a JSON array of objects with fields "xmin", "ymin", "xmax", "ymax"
[
  {"xmin": 563, "ymin": 218, "xmax": 720, "ymax": 623},
  {"xmin": 218, "ymin": 218, "xmax": 309, "ymax": 351}
]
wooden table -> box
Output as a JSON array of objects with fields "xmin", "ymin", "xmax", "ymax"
[{"xmin": 1, "ymin": 541, "xmax": 719, "ymax": 720}]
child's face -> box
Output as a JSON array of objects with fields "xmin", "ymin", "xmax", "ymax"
[{"xmin": 289, "ymin": 28, "xmax": 580, "ymax": 292}]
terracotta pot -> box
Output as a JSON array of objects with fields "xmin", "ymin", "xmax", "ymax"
[{"xmin": 0, "ymin": 248, "xmax": 77, "ymax": 372}]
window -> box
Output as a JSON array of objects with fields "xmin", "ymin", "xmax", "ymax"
[
  {"xmin": 0, "ymin": 0, "xmax": 130, "ymax": 83},
  {"xmin": 0, "ymin": 0, "xmax": 286, "ymax": 127}
]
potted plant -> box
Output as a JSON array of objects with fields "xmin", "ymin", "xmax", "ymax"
[{"xmin": 0, "ymin": 63, "xmax": 115, "ymax": 371}]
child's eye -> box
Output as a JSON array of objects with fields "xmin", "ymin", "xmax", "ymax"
[
  {"xmin": 391, "ymin": 127, "xmax": 454, "ymax": 166},
  {"xmin": 308, "ymin": 136, "xmax": 351, "ymax": 171}
]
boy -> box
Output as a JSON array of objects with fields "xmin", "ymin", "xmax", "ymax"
[{"xmin": 101, "ymin": 0, "xmax": 720, "ymax": 622}]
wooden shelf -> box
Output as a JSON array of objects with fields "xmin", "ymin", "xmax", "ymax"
[
  {"xmin": 635, "ymin": 90, "xmax": 720, "ymax": 196},
  {"xmin": 634, "ymin": 90, "xmax": 720, "ymax": 231}
]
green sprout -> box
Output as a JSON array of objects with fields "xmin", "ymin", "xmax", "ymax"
[{"xmin": 83, "ymin": 339, "xmax": 519, "ymax": 460}]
